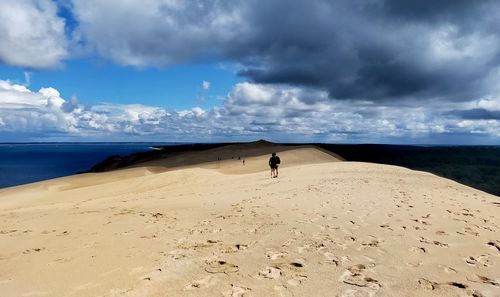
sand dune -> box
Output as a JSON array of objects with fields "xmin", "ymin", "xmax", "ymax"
[
  {"xmin": 133, "ymin": 140, "xmax": 343, "ymax": 174},
  {"xmin": 0, "ymin": 144, "xmax": 499, "ymax": 297}
]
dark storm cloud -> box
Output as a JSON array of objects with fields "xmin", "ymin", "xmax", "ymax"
[
  {"xmin": 379, "ymin": 0, "xmax": 490, "ymax": 21},
  {"xmin": 65, "ymin": 0, "xmax": 500, "ymax": 103},
  {"xmin": 3, "ymin": 0, "xmax": 500, "ymax": 104},
  {"xmin": 446, "ymin": 108, "xmax": 500, "ymax": 120},
  {"xmin": 228, "ymin": 0, "xmax": 500, "ymax": 102}
]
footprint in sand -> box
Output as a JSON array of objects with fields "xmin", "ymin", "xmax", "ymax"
[
  {"xmin": 266, "ymin": 250, "xmax": 287, "ymax": 260},
  {"xmin": 0, "ymin": 229, "xmax": 17, "ymax": 234},
  {"xmin": 417, "ymin": 278, "xmax": 486, "ymax": 296},
  {"xmin": 23, "ymin": 248, "xmax": 45, "ymax": 254},
  {"xmin": 151, "ymin": 212, "xmax": 163, "ymax": 219},
  {"xmin": 222, "ymin": 284, "xmax": 252, "ymax": 297},
  {"xmin": 167, "ymin": 249, "xmax": 188, "ymax": 260},
  {"xmin": 419, "ymin": 237, "xmax": 448, "ymax": 247},
  {"xmin": 467, "ymin": 274, "xmax": 500, "ymax": 287},
  {"xmin": 323, "ymin": 252, "xmax": 350, "ymax": 266},
  {"xmin": 379, "ymin": 224, "xmax": 393, "ymax": 231},
  {"xmin": 411, "ymin": 219, "xmax": 431, "ymax": 226},
  {"xmin": 258, "ymin": 266, "xmax": 282, "ymax": 279},
  {"xmin": 247, "ymin": 228, "xmax": 257, "ymax": 234},
  {"xmin": 417, "ymin": 278, "xmax": 438, "ymax": 290},
  {"xmin": 185, "ymin": 275, "xmax": 217, "ymax": 290},
  {"xmin": 405, "ymin": 261, "xmax": 422, "ymax": 267},
  {"xmin": 438, "ymin": 265, "xmax": 458, "ymax": 274},
  {"xmin": 219, "ymin": 243, "xmax": 249, "ymax": 254},
  {"xmin": 435, "ymin": 230, "xmax": 449, "ymax": 236},
  {"xmin": 289, "ymin": 260, "xmax": 306, "ymax": 269},
  {"xmin": 288, "ymin": 228, "xmax": 304, "ymax": 236},
  {"xmin": 287, "ymin": 274, "xmax": 307, "ymax": 286},
  {"xmin": 340, "ymin": 264, "xmax": 380, "ymax": 291},
  {"xmin": 205, "ymin": 260, "xmax": 239, "ymax": 274},
  {"xmin": 409, "ymin": 246, "xmax": 427, "ymax": 254},
  {"xmin": 417, "ymin": 278, "xmax": 468, "ymax": 290},
  {"xmin": 320, "ymin": 224, "xmax": 341, "ymax": 232},
  {"xmin": 487, "ymin": 240, "xmax": 500, "ymax": 252},
  {"xmin": 465, "ymin": 254, "xmax": 492, "ymax": 267},
  {"xmin": 281, "ymin": 238, "xmax": 296, "ymax": 247},
  {"xmin": 41, "ymin": 229, "xmax": 57, "ymax": 234},
  {"xmin": 463, "ymin": 225, "xmax": 479, "ymax": 236},
  {"xmin": 258, "ymin": 259, "xmax": 307, "ymax": 280},
  {"xmin": 359, "ymin": 237, "xmax": 382, "ymax": 249},
  {"xmin": 344, "ymin": 235, "xmax": 357, "ymax": 243},
  {"xmin": 56, "ymin": 230, "xmax": 70, "ymax": 236}
]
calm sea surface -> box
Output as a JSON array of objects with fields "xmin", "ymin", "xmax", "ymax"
[{"xmin": 0, "ymin": 143, "xmax": 179, "ymax": 189}]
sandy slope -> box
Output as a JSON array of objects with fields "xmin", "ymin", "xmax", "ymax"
[
  {"xmin": 0, "ymin": 144, "xmax": 499, "ymax": 297},
  {"xmin": 132, "ymin": 141, "xmax": 343, "ymax": 174}
]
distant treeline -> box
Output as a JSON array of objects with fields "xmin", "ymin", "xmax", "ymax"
[
  {"xmin": 82, "ymin": 143, "xmax": 226, "ymax": 173},
  {"xmin": 310, "ymin": 144, "xmax": 500, "ymax": 197}
]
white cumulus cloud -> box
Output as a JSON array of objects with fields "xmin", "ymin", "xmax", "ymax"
[
  {"xmin": 0, "ymin": 79, "xmax": 499, "ymax": 143},
  {"xmin": 0, "ymin": 0, "xmax": 68, "ymax": 69}
]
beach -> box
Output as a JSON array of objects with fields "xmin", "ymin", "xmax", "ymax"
[{"xmin": 0, "ymin": 142, "xmax": 499, "ymax": 297}]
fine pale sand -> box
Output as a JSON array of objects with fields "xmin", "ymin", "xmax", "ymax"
[{"xmin": 0, "ymin": 142, "xmax": 499, "ymax": 297}]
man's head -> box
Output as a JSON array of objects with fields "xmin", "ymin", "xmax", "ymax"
[{"xmin": 272, "ymin": 152, "xmax": 276, "ymax": 156}]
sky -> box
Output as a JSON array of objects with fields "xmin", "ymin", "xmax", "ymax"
[{"xmin": 0, "ymin": 0, "xmax": 499, "ymax": 144}]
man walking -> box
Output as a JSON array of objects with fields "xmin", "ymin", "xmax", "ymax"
[{"xmin": 269, "ymin": 152, "xmax": 281, "ymax": 178}]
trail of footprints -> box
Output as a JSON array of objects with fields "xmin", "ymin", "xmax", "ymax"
[
  {"xmin": 128, "ymin": 189, "xmax": 499, "ymax": 297},
  {"xmin": 3, "ymin": 175, "xmax": 499, "ymax": 297}
]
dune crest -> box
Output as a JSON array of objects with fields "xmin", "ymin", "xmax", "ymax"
[
  {"xmin": 131, "ymin": 141, "xmax": 343, "ymax": 174},
  {"xmin": 0, "ymin": 145, "xmax": 499, "ymax": 297}
]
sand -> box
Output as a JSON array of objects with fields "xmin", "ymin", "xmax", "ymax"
[{"xmin": 0, "ymin": 142, "xmax": 499, "ymax": 297}]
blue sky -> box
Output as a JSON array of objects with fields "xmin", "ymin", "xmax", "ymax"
[
  {"xmin": 0, "ymin": 0, "xmax": 499, "ymax": 143},
  {"xmin": 0, "ymin": 59, "xmax": 239, "ymax": 110}
]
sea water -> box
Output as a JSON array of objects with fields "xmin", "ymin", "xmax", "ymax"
[{"xmin": 0, "ymin": 143, "xmax": 179, "ymax": 189}]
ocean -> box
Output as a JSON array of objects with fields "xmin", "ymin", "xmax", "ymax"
[{"xmin": 0, "ymin": 143, "xmax": 179, "ymax": 189}]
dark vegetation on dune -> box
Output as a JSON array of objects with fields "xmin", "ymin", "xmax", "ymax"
[
  {"xmin": 82, "ymin": 143, "xmax": 227, "ymax": 173},
  {"xmin": 86, "ymin": 141, "xmax": 500, "ymax": 197},
  {"xmin": 312, "ymin": 144, "xmax": 500, "ymax": 197}
]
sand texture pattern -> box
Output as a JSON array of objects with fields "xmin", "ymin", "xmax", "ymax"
[{"xmin": 0, "ymin": 143, "xmax": 499, "ymax": 297}]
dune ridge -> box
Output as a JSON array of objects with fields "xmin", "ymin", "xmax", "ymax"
[
  {"xmin": 129, "ymin": 140, "xmax": 344, "ymax": 173},
  {"xmin": 0, "ymin": 143, "xmax": 499, "ymax": 297}
]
